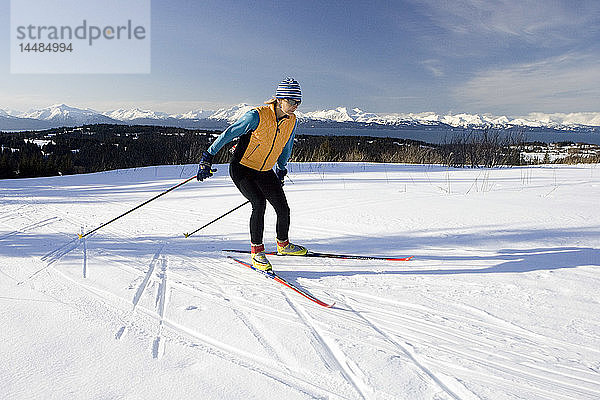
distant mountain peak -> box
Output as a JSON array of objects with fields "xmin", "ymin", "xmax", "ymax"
[
  {"xmin": 300, "ymin": 106, "xmax": 354, "ymax": 122},
  {"xmin": 103, "ymin": 108, "xmax": 169, "ymax": 121},
  {"xmin": 172, "ymin": 109, "xmax": 212, "ymax": 120},
  {"xmin": 17, "ymin": 104, "xmax": 117, "ymax": 125},
  {"xmin": 208, "ymin": 103, "xmax": 255, "ymax": 122}
]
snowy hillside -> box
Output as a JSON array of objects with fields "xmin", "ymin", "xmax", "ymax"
[{"xmin": 2, "ymin": 162, "xmax": 599, "ymax": 399}]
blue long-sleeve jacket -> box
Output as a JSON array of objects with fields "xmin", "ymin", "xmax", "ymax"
[{"xmin": 207, "ymin": 109, "xmax": 296, "ymax": 171}]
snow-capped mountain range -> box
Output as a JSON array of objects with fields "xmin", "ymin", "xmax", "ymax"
[
  {"xmin": 1, "ymin": 103, "xmax": 600, "ymax": 131},
  {"xmin": 17, "ymin": 104, "xmax": 118, "ymax": 125},
  {"xmin": 298, "ymin": 107, "xmax": 600, "ymax": 130}
]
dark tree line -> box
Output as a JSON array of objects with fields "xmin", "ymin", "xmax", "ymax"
[
  {"xmin": 1, "ymin": 124, "xmax": 537, "ymax": 180},
  {"xmin": 0, "ymin": 125, "xmax": 217, "ymax": 179}
]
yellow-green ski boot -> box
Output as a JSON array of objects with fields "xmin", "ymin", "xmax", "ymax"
[
  {"xmin": 251, "ymin": 244, "xmax": 272, "ymax": 271},
  {"xmin": 277, "ymin": 239, "xmax": 308, "ymax": 256}
]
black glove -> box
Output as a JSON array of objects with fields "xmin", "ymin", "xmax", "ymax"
[
  {"xmin": 275, "ymin": 167, "xmax": 287, "ymax": 186},
  {"xmin": 197, "ymin": 151, "xmax": 215, "ymax": 181}
]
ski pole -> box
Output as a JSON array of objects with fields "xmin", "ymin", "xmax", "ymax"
[
  {"xmin": 78, "ymin": 175, "xmax": 199, "ymax": 239},
  {"xmin": 183, "ymin": 200, "xmax": 250, "ymax": 238}
]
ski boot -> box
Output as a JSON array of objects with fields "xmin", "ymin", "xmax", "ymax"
[
  {"xmin": 251, "ymin": 244, "xmax": 272, "ymax": 271},
  {"xmin": 277, "ymin": 239, "xmax": 308, "ymax": 256}
]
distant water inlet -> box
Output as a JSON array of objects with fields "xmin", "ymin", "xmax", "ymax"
[{"xmin": 293, "ymin": 127, "xmax": 600, "ymax": 166}]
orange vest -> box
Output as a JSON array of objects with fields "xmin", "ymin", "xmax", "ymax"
[{"xmin": 239, "ymin": 104, "xmax": 296, "ymax": 171}]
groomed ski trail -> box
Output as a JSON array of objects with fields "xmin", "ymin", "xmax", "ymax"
[
  {"xmin": 282, "ymin": 290, "xmax": 375, "ymax": 400},
  {"xmin": 36, "ymin": 249, "xmax": 348, "ymax": 400},
  {"xmin": 341, "ymin": 294, "xmax": 479, "ymax": 400}
]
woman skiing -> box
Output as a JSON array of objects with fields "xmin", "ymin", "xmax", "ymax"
[{"xmin": 196, "ymin": 77, "xmax": 307, "ymax": 271}]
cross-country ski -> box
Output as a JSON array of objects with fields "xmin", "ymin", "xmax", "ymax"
[
  {"xmin": 222, "ymin": 248, "xmax": 414, "ymax": 261},
  {"xmin": 228, "ymin": 256, "xmax": 335, "ymax": 308}
]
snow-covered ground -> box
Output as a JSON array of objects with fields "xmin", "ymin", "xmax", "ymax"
[{"xmin": 1, "ymin": 162, "xmax": 599, "ymax": 400}]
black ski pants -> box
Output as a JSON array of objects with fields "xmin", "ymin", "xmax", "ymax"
[{"xmin": 229, "ymin": 162, "xmax": 290, "ymax": 245}]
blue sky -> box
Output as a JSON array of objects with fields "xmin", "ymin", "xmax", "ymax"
[{"xmin": 1, "ymin": 0, "xmax": 599, "ymax": 115}]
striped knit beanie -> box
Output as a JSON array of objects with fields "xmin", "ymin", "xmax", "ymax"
[{"xmin": 275, "ymin": 77, "xmax": 302, "ymax": 101}]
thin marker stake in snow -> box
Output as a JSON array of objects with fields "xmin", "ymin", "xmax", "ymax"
[
  {"xmin": 78, "ymin": 175, "xmax": 196, "ymax": 239},
  {"xmin": 81, "ymin": 227, "xmax": 87, "ymax": 278}
]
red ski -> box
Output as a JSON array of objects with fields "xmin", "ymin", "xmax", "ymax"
[
  {"xmin": 227, "ymin": 256, "xmax": 335, "ymax": 308},
  {"xmin": 223, "ymin": 249, "xmax": 413, "ymax": 262}
]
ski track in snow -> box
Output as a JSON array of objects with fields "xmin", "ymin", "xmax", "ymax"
[
  {"xmin": 53, "ymin": 264, "xmax": 336, "ymax": 398},
  {"xmin": 341, "ymin": 294, "xmax": 475, "ymax": 400},
  {"xmin": 0, "ymin": 215, "xmax": 59, "ymax": 240},
  {"xmin": 36, "ymin": 243, "xmax": 340, "ymax": 397},
  {"xmin": 116, "ymin": 242, "xmax": 165, "ymax": 340},
  {"xmin": 283, "ymin": 290, "xmax": 374, "ymax": 400},
  {"xmin": 133, "ymin": 244, "xmax": 165, "ymax": 311},
  {"xmin": 117, "ymin": 248, "xmax": 348, "ymax": 394},
  {"xmin": 2, "ymin": 163, "xmax": 600, "ymax": 399},
  {"xmin": 43, "ymin": 235, "xmax": 348, "ymax": 397},
  {"xmin": 333, "ymin": 289, "xmax": 600, "ymax": 399},
  {"xmin": 186, "ymin": 257, "xmax": 298, "ymax": 373},
  {"xmin": 152, "ymin": 256, "xmax": 169, "ymax": 359}
]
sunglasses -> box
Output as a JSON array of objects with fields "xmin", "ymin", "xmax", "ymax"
[{"xmin": 284, "ymin": 98, "xmax": 301, "ymax": 107}]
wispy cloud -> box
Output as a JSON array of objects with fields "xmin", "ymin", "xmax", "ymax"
[
  {"xmin": 415, "ymin": 0, "xmax": 598, "ymax": 46},
  {"xmin": 422, "ymin": 59, "xmax": 445, "ymax": 77},
  {"xmin": 455, "ymin": 53, "xmax": 600, "ymax": 113}
]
